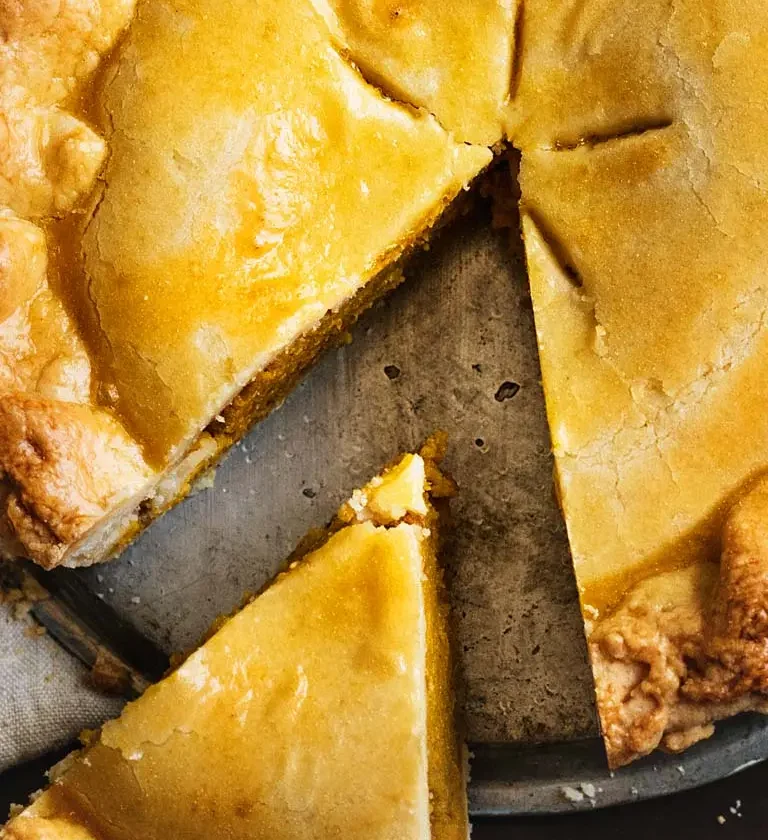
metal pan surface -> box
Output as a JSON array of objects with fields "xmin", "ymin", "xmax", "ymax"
[{"xmin": 66, "ymin": 194, "xmax": 767, "ymax": 815}]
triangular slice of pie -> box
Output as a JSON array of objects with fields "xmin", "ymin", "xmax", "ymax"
[
  {"xmin": 2, "ymin": 441, "xmax": 468, "ymax": 839},
  {"xmin": 514, "ymin": 0, "xmax": 768, "ymax": 765},
  {"xmin": 0, "ymin": 0, "xmax": 490, "ymax": 569}
]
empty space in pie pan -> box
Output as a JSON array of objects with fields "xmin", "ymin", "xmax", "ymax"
[{"xmin": 53, "ymin": 194, "xmax": 768, "ymax": 815}]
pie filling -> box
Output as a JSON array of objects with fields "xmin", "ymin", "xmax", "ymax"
[{"xmin": 2, "ymin": 444, "xmax": 468, "ymax": 839}]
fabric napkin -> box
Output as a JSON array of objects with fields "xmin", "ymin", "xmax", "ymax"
[{"xmin": 0, "ymin": 599, "xmax": 124, "ymax": 774}]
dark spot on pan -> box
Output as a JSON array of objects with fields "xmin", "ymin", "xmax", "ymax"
[{"xmin": 495, "ymin": 381, "xmax": 521, "ymax": 402}]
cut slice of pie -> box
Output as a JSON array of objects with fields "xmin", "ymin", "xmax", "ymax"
[
  {"xmin": 514, "ymin": 0, "xmax": 768, "ymax": 766},
  {"xmin": 2, "ymin": 442, "xmax": 468, "ymax": 839},
  {"xmin": 0, "ymin": 0, "xmax": 491, "ymax": 569}
]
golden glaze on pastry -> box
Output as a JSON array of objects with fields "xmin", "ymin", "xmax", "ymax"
[
  {"xmin": 0, "ymin": 0, "xmax": 490, "ymax": 567},
  {"xmin": 0, "ymin": 0, "xmax": 152, "ymax": 568},
  {"xmin": 2, "ymin": 449, "xmax": 468, "ymax": 840},
  {"xmin": 5, "ymin": 0, "xmax": 768, "ymax": 771},
  {"xmin": 310, "ymin": 0, "xmax": 516, "ymax": 144},
  {"xmin": 517, "ymin": 0, "xmax": 768, "ymax": 765}
]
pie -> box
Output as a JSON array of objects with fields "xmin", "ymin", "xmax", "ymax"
[
  {"xmin": 2, "ymin": 443, "xmax": 468, "ymax": 839},
  {"xmin": 515, "ymin": 0, "xmax": 768, "ymax": 765},
  {"xmin": 309, "ymin": 0, "xmax": 515, "ymax": 144},
  {"xmin": 4, "ymin": 0, "xmax": 768, "ymax": 772},
  {"xmin": 0, "ymin": 0, "xmax": 491, "ymax": 569}
]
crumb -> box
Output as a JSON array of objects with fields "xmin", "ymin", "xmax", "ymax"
[
  {"xmin": 494, "ymin": 380, "xmax": 520, "ymax": 402},
  {"xmin": 561, "ymin": 786, "xmax": 584, "ymax": 803},
  {"xmin": 90, "ymin": 651, "xmax": 132, "ymax": 696},
  {"xmin": 13, "ymin": 601, "xmax": 32, "ymax": 621},
  {"xmin": 24, "ymin": 624, "xmax": 46, "ymax": 638},
  {"xmin": 348, "ymin": 489, "xmax": 369, "ymax": 515},
  {"xmin": 717, "ymin": 815, "xmax": 726, "ymax": 825},
  {"xmin": 677, "ymin": 766, "xmax": 686, "ymax": 776},
  {"xmin": 130, "ymin": 596, "xmax": 141, "ymax": 605}
]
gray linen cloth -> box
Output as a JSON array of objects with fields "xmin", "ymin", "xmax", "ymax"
[{"xmin": 0, "ymin": 601, "xmax": 123, "ymax": 773}]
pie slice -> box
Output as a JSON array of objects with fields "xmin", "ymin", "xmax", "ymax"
[
  {"xmin": 309, "ymin": 0, "xmax": 516, "ymax": 144},
  {"xmin": 2, "ymin": 442, "xmax": 468, "ymax": 839},
  {"xmin": 514, "ymin": 0, "xmax": 768, "ymax": 765},
  {"xmin": 0, "ymin": 0, "xmax": 491, "ymax": 569}
]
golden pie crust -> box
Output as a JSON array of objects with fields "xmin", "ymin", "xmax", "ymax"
[
  {"xmin": 517, "ymin": 0, "xmax": 768, "ymax": 765},
  {"xmin": 0, "ymin": 0, "xmax": 491, "ymax": 569},
  {"xmin": 4, "ymin": 0, "xmax": 768, "ymax": 770},
  {"xmin": 2, "ymin": 445, "xmax": 468, "ymax": 839}
]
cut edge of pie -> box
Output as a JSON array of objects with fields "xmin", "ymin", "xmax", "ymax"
[
  {"xmin": 0, "ymin": 0, "xmax": 492, "ymax": 570},
  {"xmin": 521, "ymin": 212, "xmax": 768, "ymax": 768},
  {"xmin": 2, "ymin": 436, "xmax": 469, "ymax": 839}
]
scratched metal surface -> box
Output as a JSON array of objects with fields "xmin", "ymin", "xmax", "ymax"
[
  {"xmin": 67, "ymin": 186, "xmax": 768, "ymax": 813},
  {"xmin": 76, "ymin": 188, "xmax": 597, "ymax": 742}
]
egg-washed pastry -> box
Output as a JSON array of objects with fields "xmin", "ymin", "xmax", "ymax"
[
  {"xmin": 309, "ymin": 0, "xmax": 516, "ymax": 145},
  {"xmin": 514, "ymin": 0, "xmax": 768, "ymax": 766},
  {"xmin": 0, "ymin": 0, "xmax": 490, "ymax": 569},
  {"xmin": 2, "ymin": 444, "xmax": 468, "ymax": 839}
]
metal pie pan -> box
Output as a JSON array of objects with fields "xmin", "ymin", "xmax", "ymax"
[
  {"xmin": 470, "ymin": 716, "xmax": 768, "ymax": 815},
  {"xmin": 59, "ymin": 196, "xmax": 768, "ymax": 815}
]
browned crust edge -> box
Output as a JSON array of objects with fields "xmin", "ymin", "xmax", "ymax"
[{"xmin": 589, "ymin": 474, "xmax": 768, "ymax": 768}]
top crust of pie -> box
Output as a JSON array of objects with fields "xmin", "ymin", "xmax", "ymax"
[
  {"xmin": 517, "ymin": 0, "xmax": 768, "ymax": 764},
  {"xmin": 0, "ymin": 0, "xmax": 490, "ymax": 567},
  {"xmin": 5, "ymin": 0, "xmax": 768, "ymax": 772},
  {"xmin": 309, "ymin": 0, "xmax": 516, "ymax": 145}
]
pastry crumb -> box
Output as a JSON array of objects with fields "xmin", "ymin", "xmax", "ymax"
[{"xmin": 561, "ymin": 786, "xmax": 584, "ymax": 803}]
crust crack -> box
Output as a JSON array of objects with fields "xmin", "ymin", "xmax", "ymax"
[{"xmin": 548, "ymin": 118, "xmax": 674, "ymax": 152}]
